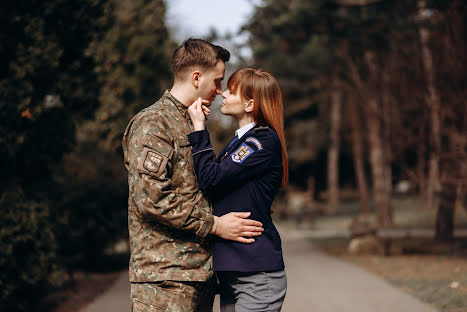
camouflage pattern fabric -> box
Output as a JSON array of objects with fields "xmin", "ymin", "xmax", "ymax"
[
  {"xmin": 123, "ymin": 91, "xmax": 215, "ymax": 283},
  {"xmin": 130, "ymin": 279, "xmax": 216, "ymax": 312}
]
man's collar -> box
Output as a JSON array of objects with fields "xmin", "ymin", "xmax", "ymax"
[
  {"xmin": 235, "ymin": 122, "xmax": 256, "ymax": 139},
  {"xmin": 164, "ymin": 90, "xmax": 189, "ymax": 118}
]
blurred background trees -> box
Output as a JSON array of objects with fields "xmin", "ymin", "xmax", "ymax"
[
  {"xmin": 243, "ymin": 0, "xmax": 466, "ymax": 235},
  {"xmin": 0, "ymin": 0, "xmax": 465, "ymax": 309},
  {"xmin": 0, "ymin": 0, "xmax": 173, "ymax": 309}
]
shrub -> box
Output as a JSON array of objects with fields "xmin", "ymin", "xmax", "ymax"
[
  {"xmin": 0, "ymin": 187, "xmax": 65, "ymax": 310},
  {"xmin": 54, "ymin": 142, "xmax": 129, "ymax": 272}
]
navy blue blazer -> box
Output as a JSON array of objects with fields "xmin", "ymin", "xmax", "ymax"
[{"xmin": 188, "ymin": 126, "xmax": 285, "ymax": 272}]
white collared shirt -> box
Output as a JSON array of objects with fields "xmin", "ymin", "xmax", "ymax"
[{"xmin": 235, "ymin": 122, "xmax": 256, "ymax": 139}]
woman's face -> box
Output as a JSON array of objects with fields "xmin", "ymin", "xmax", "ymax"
[{"xmin": 221, "ymin": 88, "xmax": 246, "ymax": 118}]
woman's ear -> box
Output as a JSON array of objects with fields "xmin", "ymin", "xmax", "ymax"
[
  {"xmin": 244, "ymin": 99, "xmax": 254, "ymax": 113},
  {"xmin": 192, "ymin": 71, "xmax": 201, "ymax": 88}
]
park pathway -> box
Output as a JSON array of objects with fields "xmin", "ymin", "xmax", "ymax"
[{"xmin": 82, "ymin": 226, "xmax": 437, "ymax": 312}]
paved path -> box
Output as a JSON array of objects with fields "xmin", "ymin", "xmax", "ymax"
[
  {"xmin": 81, "ymin": 228, "xmax": 437, "ymax": 312},
  {"xmin": 277, "ymin": 236, "xmax": 435, "ymax": 312},
  {"xmin": 82, "ymin": 270, "xmax": 130, "ymax": 312}
]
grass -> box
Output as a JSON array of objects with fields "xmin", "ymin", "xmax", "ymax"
[{"xmin": 313, "ymin": 195, "xmax": 467, "ymax": 230}]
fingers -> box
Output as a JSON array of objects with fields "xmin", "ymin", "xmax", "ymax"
[
  {"xmin": 193, "ymin": 98, "xmax": 211, "ymax": 120},
  {"xmin": 188, "ymin": 98, "xmax": 208, "ymax": 128},
  {"xmin": 233, "ymin": 237, "xmax": 255, "ymax": 244},
  {"xmin": 190, "ymin": 97, "xmax": 201, "ymax": 112},
  {"xmin": 195, "ymin": 97, "xmax": 203, "ymax": 110},
  {"xmin": 196, "ymin": 98, "xmax": 210, "ymax": 107},
  {"xmin": 201, "ymin": 105, "xmax": 210, "ymax": 121},
  {"xmin": 189, "ymin": 98, "xmax": 201, "ymax": 113},
  {"xmin": 230, "ymin": 212, "xmax": 263, "ymax": 227},
  {"xmin": 215, "ymin": 212, "xmax": 263, "ymax": 243},
  {"xmin": 240, "ymin": 219, "xmax": 263, "ymax": 228},
  {"xmin": 242, "ymin": 225, "xmax": 263, "ymax": 233},
  {"xmin": 202, "ymin": 106, "xmax": 211, "ymax": 115},
  {"xmin": 242, "ymin": 231, "xmax": 262, "ymax": 237},
  {"xmin": 232, "ymin": 212, "xmax": 251, "ymax": 218}
]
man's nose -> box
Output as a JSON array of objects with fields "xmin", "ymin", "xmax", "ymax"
[{"xmin": 216, "ymin": 86, "xmax": 223, "ymax": 94}]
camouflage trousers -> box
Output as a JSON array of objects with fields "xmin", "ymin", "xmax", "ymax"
[{"xmin": 130, "ymin": 279, "xmax": 216, "ymax": 312}]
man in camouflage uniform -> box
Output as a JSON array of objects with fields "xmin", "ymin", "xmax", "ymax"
[{"xmin": 122, "ymin": 38, "xmax": 264, "ymax": 312}]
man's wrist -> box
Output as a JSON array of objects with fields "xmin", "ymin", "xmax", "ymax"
[{"xmin": 210, "ymin": 216, "xmax": 218, "ymax": 234}]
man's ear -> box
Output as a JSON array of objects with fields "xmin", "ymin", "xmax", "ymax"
[
  {"xmin": 245, "ymin": 99, "xmax": 254, "ymax": 113},
  {"xmin": 192, "ymin": 71, "xmax": 201, "ymax": 88}
]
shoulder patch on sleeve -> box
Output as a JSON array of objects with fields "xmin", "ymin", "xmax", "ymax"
[
  {"xmin": 137, "ymin": 146, "xmax": 169, "ymax": 177},
  {"xmin": 245, "ymin": 137, "xmax": 263, "ymax": 150},
  {"xmin": 231, "ymin": 143, "xmax": 255, "ymax": 163}
]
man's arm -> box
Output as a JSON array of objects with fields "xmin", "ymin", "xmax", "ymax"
[
  {"xmin": 128, "ymin": 118, "xmax": 214, "ymax": 237},
  {"xmin": 127, "ymin": 117, "xmax": 264, "ymax": 241}
]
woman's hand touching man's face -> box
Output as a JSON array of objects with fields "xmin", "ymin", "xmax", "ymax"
[{"xmin": 188, "ymin": 97, "xmax": 211, "ymax": 131}]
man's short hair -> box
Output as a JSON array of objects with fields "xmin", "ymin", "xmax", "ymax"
[{"xmin": 171, "ymin": 38, "xmax": 230, "ymax": 80}]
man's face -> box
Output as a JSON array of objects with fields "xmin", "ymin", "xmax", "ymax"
[{"xmin": 197, "ymin": 60, "xmax": 225, "ymax": 106}]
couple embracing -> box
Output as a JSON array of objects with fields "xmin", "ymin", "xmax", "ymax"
[{"xmin": 123, "ymin": 38, "xmax": 288, "ymax": 312}]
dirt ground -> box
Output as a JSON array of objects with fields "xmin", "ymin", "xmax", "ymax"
[
  {"xmin": 312, "ymin": 237, "xmax": 467, "ymax": 312},
  {"xmin": 40, "ymin": 271, "xmax": 121, "ymax": 312}
]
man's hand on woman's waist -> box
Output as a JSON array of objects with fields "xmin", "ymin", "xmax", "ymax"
[{"xmin": 211, "ymin": 212, "xmax": 263, "ymax": 243}]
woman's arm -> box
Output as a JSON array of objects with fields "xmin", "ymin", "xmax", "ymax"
[
  {"xmin": 188, "ymin": 130, "xmax": 274, "ymax": 193},
  {"xmin": 187, "ymin": 97, "xmax": 277, "ymax": 192}
]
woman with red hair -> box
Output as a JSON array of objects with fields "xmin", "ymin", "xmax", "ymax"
[{"xmin": 188, "ymin": 68, "xmax": 288, "ymax": 312}]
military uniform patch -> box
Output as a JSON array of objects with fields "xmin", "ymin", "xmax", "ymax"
[
  {"xmin": 245, "ymin": 137, "xmax": 263, "ymax": 150},
  {"xmin": 144, "ymin": 151, "xmax": 163, "ymax": 171},
  {"xmin": 137, "ymin": 146, "xmax": 169, "ymax": 177},
  {"xmin": 232, "ymin": 144, "xmax": 254, "ymax": 163}
]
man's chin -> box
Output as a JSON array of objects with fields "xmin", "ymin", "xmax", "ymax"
[{"xmin": 200, "ymin": 98, "xmax": 214, "ymax": 107}]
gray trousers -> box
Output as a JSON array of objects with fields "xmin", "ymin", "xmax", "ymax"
[{"xmin": 218, "ymin": 270, "xmax": 287, "ymax": 312}]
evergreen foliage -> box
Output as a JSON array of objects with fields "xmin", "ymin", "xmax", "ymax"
[{"xmin": 0, "ymin": 0, "xmax": 174, "ymax": 308}]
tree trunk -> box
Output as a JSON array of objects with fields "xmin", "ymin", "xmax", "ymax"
[
  {"xmin": 367, "ymin": 97, "xmax": 391, "ymax": 226},
  {"xmin": 365, "ymin": 51, "xmax": 391, "ymax": 227},
  {"xmin": 435, "ymin": 181, "xmax": 456, "ymax": 240},
  {"xmin": 327, "ymin": 87, "xmax": 342, "ymax": 210},
  {"xmin": 419, "ymin": 2, "xmax": 441, "ymax": 210},
  {"xmin": 381, "ymin": 66, "xmax": 392, "ymax": 210},
  {"xmin": 456, "ymin": 162, "xmax": 466, "ymax": 211},
  {"xmin": 349, "ymin": 99, "xmax": 370, "ymax": 214},
  {"xmin": 418, "ymin": 138, "xmax": 427, "ymax": 207}
]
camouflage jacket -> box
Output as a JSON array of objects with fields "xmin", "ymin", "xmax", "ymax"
[{"xmin": 122, "ymin": 91, "xmax": 215, "ymax": 282}]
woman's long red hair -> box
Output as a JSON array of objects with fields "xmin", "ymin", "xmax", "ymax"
[{"xmin": 227, "ymin": 68, "xmax": 288, "ymax": 188}]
